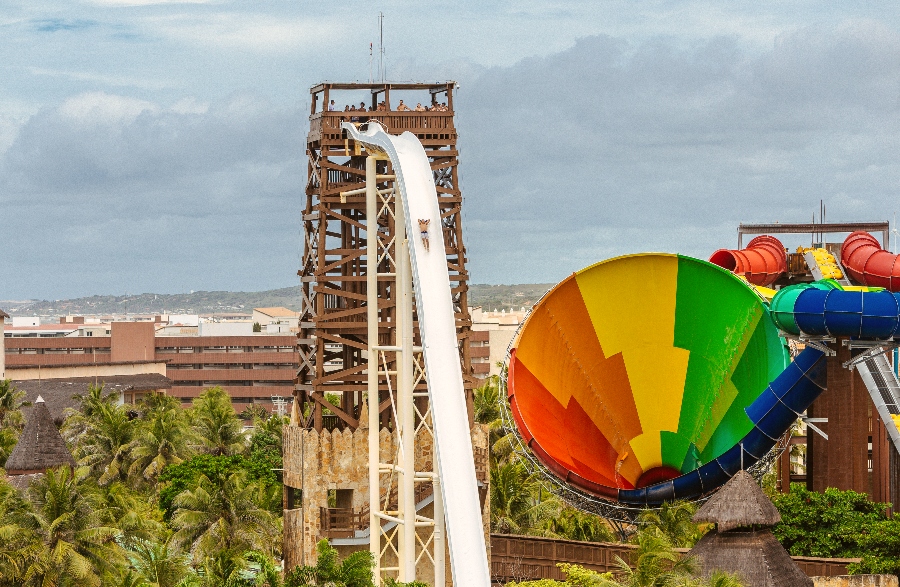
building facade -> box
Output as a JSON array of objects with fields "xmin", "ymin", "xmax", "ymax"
[{"xmin": 5, "ymin": 320, "xmax": 298, "ymax": 409}]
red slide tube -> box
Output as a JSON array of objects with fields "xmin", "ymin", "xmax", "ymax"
[
  {"xmin": 709, "ymin": 235, "xmax": 787, "ymax": 287},
  {"xmin": 841, "ymin": 231, "xmax": 900, "ymax": 292}
]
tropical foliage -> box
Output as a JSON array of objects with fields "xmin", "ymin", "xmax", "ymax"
[
  {"xmin": 772, "ymin": 484, "xmax": 900, "ymax": 575},
  {"xmin": 0, "ymin": 383, "xmax": 287, "ymax": 586}
]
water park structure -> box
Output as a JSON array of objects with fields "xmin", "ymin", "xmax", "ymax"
[
  {"xmin": 504, "ymin": 224, "xmax": 900, "ymax": 521},
  {"xmin": 283, "ymin": 80, "xmax": 900, "ymax": 586}
]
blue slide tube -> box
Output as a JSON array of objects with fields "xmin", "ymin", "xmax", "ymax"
[
  {"xmin": 771, "ymin": 283, "xmax": 900, "ymax": 338},
  {"xmin": 617, "ymin": 346, "xmax": 826, "ymax": 506}
]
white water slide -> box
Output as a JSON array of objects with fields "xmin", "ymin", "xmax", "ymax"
[{"xmin": 342, "ymin": 121, "xmax": 491, "ymax": 586}]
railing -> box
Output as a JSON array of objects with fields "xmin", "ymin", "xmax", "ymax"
[
  {"xmin": 489, "ymin": 534, "xmax": 858, "ymax": 584},
  {"xmin": 309, "ymin": 111, "xmax": 456, "ymax": 142},
  {"xmin": 320, "ymin": 506, "xmax": 369, "ymax": 538}
]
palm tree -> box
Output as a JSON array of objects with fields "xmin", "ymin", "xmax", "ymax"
[
  {"xmin": 0, "ymin": 478, "xmax": 40, "ymax": 586},
  {"xmin": 21, "ymin": 466, "xmax": 123, "ymax": 587},
  {"xmin": 126, "ymin": 537, "xmax": 193, "ymax": 587},
  {"xmin": 100, "ymin": 482, "xmax": 165, "ymax": 545},
  {"xmin": 62, "ymin": 383, "xmax": 122, "ymax": 447},
  {"xmin": 128, "ymin": 406, "xmax": 194, "ymax": 483},
  {"xmin": 171, "ymin": 469, "xmax": 278, "ymax": 560},
  {"xmin": 0, "ymin": 379, "xmax": 30, "ymax": 429},
  {"xmin": 608, "ymin": 527, "xmax": 696, "ymax": 587},
  {"xmin": 637, "ymin": 500, "xmax": 703, "ymax": 548},
  {"xmin": 473, "ymin": 375, "xmax": 501, "ymax": 424},
  {"xmin": 284, "ymin": 539, "xmax": 373, "ymax": 587},
  {"xmin": 190, "ymin": 387, "xmax": 247, "ymax": 456},
  {"xmin": 544, "ymin": 505, "xmax": 616, "ymax": 543},
  {"xmin": 70, "ymin": 401, "xmax": 135, "ymax": 485},
  {"xmin": 490, "ymin": 461, "xmax": 560, "ymax": 535}
]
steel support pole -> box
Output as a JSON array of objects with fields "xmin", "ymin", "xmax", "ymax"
[
  {"xmin": 433, "ymin": 460, "xmax": 446, "ymax": 586},
  {"xmin": 366, "ymin": 155, "xmax": 382, "ymax": 583},
  {"xmin": 395, "ymin": 169, "xmax": 417, "ymax": 582}
]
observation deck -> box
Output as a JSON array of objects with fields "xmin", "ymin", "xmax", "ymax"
[{"xmin": 308, "ymin": 82, "xmax": 457, "ymax": 147}]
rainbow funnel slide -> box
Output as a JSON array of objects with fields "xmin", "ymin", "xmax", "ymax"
[{"xmin": 507, "ymin": 254, "xmax": 827, "ymax": 506}]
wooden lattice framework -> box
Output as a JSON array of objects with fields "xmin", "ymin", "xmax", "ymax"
[{"xmin": 296, "ymin": 82, "xmax": 474, "ymax": 431}]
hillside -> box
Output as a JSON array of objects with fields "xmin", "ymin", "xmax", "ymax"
[{"xmin": 1, "ymin": 283, "xmax": 554, "ymax": 317}]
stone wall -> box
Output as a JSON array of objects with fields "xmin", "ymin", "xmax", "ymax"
[
  {"xmin": 812, "ymin": 576, "xmax": 898, "ymax": 587},
  {"xmin": 282, "ymin": 401, "xmax": 491, "ymax": 584}
]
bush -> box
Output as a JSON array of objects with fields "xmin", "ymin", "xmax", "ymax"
[
  {"xmin": 772, "ymin": 484, "xmax": 900, "ymax": 576},
  {"xmin": 158, "ymin": 452, "xmax": 280, "ymax": 518}
]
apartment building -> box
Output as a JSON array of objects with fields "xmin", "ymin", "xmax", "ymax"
[
  {"xmin": 5, "ymin": 321, "xmax": 297, "ymax": 409},
  {"xmin": 470, "ymin": 307, "xmax": 528, "ymax": 379}
]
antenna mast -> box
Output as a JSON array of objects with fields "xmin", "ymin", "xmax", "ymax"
[{"xmin": 379, "ymin": 12, "xmax": 385, "ymax": 82}]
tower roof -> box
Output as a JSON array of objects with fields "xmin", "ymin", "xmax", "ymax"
[
  {"xmin": 4, "ymin": 396, "xmax": 75, "ymax": 475},
  {"xmin": 693, "ymin": 470, "xmax": 781, "ymax": 532}
]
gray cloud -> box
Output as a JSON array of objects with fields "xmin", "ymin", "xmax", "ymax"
[
  {"xmin": 457, "ymin": 23, "xmax": 900, "ymax": 283},
  {"xmin": 3, "ymin": 21, "xmax": 900, "ymax": 299},
  {"xmin": 0, "ymin": 92, "xmax": 305, "ymax": 299}
]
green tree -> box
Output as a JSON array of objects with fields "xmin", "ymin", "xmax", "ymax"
[
  {"xmin": 0, "ymin": 379, "xmax": 30, "ymax": 429},
  {"xmin": 0, "ymin": 379, "xmax": 30, "ymax": 467},
  {"xmin": 68, "ymin": 400, "xmax": 135, "ymax": 485},
  {"xmin": 0, "ymin": 478, "xmax": 40, "ymax": 586},
  {"xmin": 490, "ymin": 461, "xmax": 560, "ymax": 535},
  {"xmin": 636, "ymin": 500, "xmax": 704, "ymax": 548},
  {"xmin": 190, "ymin": 387, "xmax": 247, "ymax": 456},
  {"xmin": 128, "ymin": 403, "xmax": 194, "ymax": 483},
  {"xmin": 125, "ymin": 537, "xmax": 193, "ymax": 587},
  {"xmin": 474, "ymin": 375, "xmax": 501, "ymax": 424},
  {"xmin": 544, "ymin": 505, "xmax": 616, "ymax": 543},
  {"xmin": 171, "ymin": 469, "xmax": 279, "ymax": 560},
  {"xmin": 284, "ymin": 539, "xmax": 374, "ymax": 587},
  {"xmin": 507, "ymin": 562, "xmax": 613, "ymax": 586},
  {"xmin": 158, "ymin": 453, "xmax": 280, "ymax": 519},
  {"xmin": 772, "ymin": 484, "xmax": 900, "ymax": 575},
  {"xmin": 100, "ymin": 481, "xmax": 165, "ymax": 545},
  {"xmin": 21, "ymin": 466, "xmax": 123, "ymax": 587},
  {"xmin": 771, "ymin": 485, "xmax": 887, "ymax": 558},
  {"xmin": 249, "ymin": 414, "xmax": 287, "ymax": 458}
]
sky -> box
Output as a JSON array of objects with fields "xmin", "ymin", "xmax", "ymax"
[{"xmin": 2, "ymin": 1, "xmax": 900, "ymax": 300}]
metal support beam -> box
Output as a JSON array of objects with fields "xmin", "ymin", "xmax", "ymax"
[{"xmin": 366, "ymin": 153, "xmax": 447, "ymax": 586}]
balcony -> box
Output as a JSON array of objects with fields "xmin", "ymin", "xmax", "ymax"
[{"xmin": 309, "ymin": 111, "xmax": 456, "ymax": 146}]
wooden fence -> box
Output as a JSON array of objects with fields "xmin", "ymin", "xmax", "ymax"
[{"xmin": 489, "ymin": 534, "xmax": 859, "ymax": 584}]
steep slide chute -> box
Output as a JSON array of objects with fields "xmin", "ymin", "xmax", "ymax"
[
  {"xmin": 506, "ymin": 254, "xmax": 827, "ymax": 506},
  {"xmin": 341, "ymin": 122, "xmax": 490, "ymax": 586}
]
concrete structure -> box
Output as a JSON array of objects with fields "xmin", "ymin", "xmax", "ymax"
[
  {"xmin": 282, "ymin": 411, "xmax": 490, "ymax": 585},
  {"xmin": 5, "ymin": 320, "xmax": 298, "ymax": 409}
]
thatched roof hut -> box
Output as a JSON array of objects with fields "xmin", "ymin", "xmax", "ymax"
[
  {"xmin": 688, "ymin": 470, "xmax": 812, "ymax": 587},
  {"xmin": 5, "ymin": 396, "xmax": 76, "ymax": 476},
  {"xmin": 693, "ymin": 470, "xmax": 781, "ymax": 532}
]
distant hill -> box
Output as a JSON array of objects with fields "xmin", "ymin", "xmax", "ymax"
[{"xmin": 1, "ymin": 283, "xmax": 554, "ymax": 317}]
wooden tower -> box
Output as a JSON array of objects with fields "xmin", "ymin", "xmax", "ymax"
[{"xmin": 295, "ymin": 82, "xmax": 475, "ymax": 432}]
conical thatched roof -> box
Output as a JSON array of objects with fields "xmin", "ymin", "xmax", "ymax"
[
  {"xmin": 5, "ymin": 396, "xmax": 75, "ymax": 475},
  {"xmin": 693, "ymin": 470, "xmax": 781, "ymax": 532},
  {"xmin": 689, "ymin": 529, "xmax": 812, "ymax": 587}
]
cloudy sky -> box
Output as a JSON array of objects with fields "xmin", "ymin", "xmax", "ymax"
[{"xmin": 2, "ymin": 1, "xmax": 900, "ymax": 300}]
